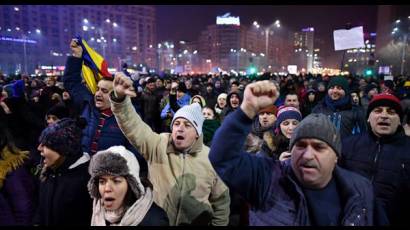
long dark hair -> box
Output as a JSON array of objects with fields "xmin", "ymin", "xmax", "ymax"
[{"xmin": 0, "ymin": 122, "xmax": 19, "ymax": 155}]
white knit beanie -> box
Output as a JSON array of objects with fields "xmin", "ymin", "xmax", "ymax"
[{"xmin": 171, "ymin": 103, "xmax": 204, "ymax": 136}]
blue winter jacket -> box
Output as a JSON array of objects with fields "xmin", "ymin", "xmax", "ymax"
[
  {"xmin": 160, "ymin": 93, "xmax": 191, "ymax": 119},
  {"xmin": 62, "ymin": 57, "xmax": 147, "ymax": 174},
  {"xmin": 312, "ymin": 97, "xmax": 367, "ymax": 139},
  {"xmin": 209, "ymin": 108, "xmax": 374, "ymax": 226},
  {"xmin": 340, "ymin": 127, "xmax": 410, "ymax": 226}
]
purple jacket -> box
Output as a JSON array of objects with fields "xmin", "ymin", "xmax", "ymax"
[{"xmin": 0, "ymin": 162, "xmax": 36, "ymax": 225}]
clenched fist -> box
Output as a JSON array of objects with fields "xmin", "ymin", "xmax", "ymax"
[
  {"xmin": 113, "ymin": 72, "xmax": 136, "ymax": 100},
  {"xmin": 240, "ymin": 80, "xmax": 279, "ymax": 119},
  {"xmin": 70, "ymin": 39, "xmax": 83, "ymax": 58}
]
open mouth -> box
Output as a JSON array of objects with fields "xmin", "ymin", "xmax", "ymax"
[
  {"xmin": 377, "ymin": 122, "xmax": 390, "ymax": 127},
  {"xmin": 176, "ymin": 135, "xmax": 185, "ymax": 140},
  {"xmin": 105, "ymin": 197, "xmax": 115, "ymax": 202},
  {"xmin": 301, "ymin": 163, "xmax": 317, "ymax": 169}
]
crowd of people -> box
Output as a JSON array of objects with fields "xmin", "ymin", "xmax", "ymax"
[{"xmin": 1, "ymin": 39, "xmax": 410, "ymax": 226}]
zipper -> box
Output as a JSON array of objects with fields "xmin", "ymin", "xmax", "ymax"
[
  {"xmin": 370, "ymin": 141, "xmax": 381, "ymax": 182},
  {"xmin": 175, "ymin": 153, "xmax": 186, "ymax": 225}
]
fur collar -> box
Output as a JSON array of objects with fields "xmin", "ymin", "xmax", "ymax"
[{"xmin": 0, "ymin": 146, "xmax": 29, "ymax": 189}]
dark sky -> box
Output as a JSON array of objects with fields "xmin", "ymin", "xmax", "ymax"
[{"xmin": 156, "ymin": 5, "xmax": 378, "ymax": 68}]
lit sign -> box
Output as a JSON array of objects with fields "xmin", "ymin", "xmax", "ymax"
[
  {"xmin": 216, "ymin": 13, "xmax": 240, "ymax": 26},
  {"xmin": 0, "ymin": 36, "xmax": 37, "ymax": 44},
  {"xmin": 40, "ymin": 66, "xmax": 65, "ymax": 70},
  {"xmin": 302, "ymin": 27, "xmax": 314, "ymax": 32}
]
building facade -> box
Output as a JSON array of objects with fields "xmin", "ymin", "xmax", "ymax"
[
  {"xmin": 292, "ymin": 27, "xmax": 315, "ymax": 72},
  {"xmin": 0, "ymin": 5, "xmax": 156, "ymax": 74}
]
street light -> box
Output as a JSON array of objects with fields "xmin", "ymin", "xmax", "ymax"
[
  {"xmin": 253, "ymin": 20, "xmax": 281, "ymax": 69},
  {"xmin": 391, "ymin": 16, "xmax": 410, "ymax": 75}
]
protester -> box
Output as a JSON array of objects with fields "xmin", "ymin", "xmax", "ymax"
[
  {"xmin": 62, "ymin": 39, "xmax": 147, "ymax": 175},
  {"xmin": 209, "ymin": 80, "xmax": 374, "ymax": 226},
  {"xmin": 284, "ymin": 92, "xmax": 300, "ymax": 110},
  {"xmin": 245, "ymin": 104, "xmax": 278, "ymax": 154},
  {"xmin": 312, "ymin": 76, "xmax": 367, "ymax": 138},
  {"xmin": 301, "ymin": 88, "xmax": 319, "ymax": 117},
  {"xmin": 88, "ymin": 145, "xmax": 169, "ymax": 226},
  {"xmin": 109, "ymin": 72, "xmax": 230, "ymax": 226},
  {"xmin": 190, "ymin": 94, "xmax": 207, "ymax": 108},
  {"xmin": 34, "ymin": 118, "xmax": 92, "ymax": 226},
  {"xmin": 220, "ymin": 91, "xmax": 241, "ymax": 121},
  {"xmin": 0, "ymin": 121, "xmax": 35, "ymax": 225},
  {"xmin": 202, "ymin": 106, "xmax": 220, "ymax": 147},
  {"xmin": 271, "ymin": 106, "xmax": 302, "ymax": 161},
  {"xmin": 138, "ymin": 77, "xmax": 162, "ymax": 133},
  {"xmin": 161, "ymin": 81, "xmax": 191, "ymax": 123},
  {"xmin": 340, "ymin": 93, "xmax": 410, "ymax": 225},
  {"xmin": 214, "ymin": 93, "xmax": 227, "ymax": 116},
  {"xmin": 44, "ymin": 104, "xmax": 70, "ymax": 126}
]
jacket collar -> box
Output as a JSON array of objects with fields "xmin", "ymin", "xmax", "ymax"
[
  {"xmin": 367, "ymin": 124, "xmax": 406, "ymax": 144},
  {"xmin": 166, "ymin": 134, "xmax": 204, "ymax": 156}
]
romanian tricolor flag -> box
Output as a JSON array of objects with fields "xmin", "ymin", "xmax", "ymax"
[{"xmin": 75, "ymin": 36, "xmax": 112, "ymax": 94}]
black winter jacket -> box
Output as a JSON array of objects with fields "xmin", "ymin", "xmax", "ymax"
[
  {"xmin": 340, "ymin": 127, "xmax": 410, "ymax": 226},
  {"xmin": 33, "ymin": 154, "xmax": 92, "ymax": 226}
]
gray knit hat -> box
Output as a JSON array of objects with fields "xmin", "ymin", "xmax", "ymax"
[
  {"xmin": 289, "ymin": 113, "xmax": 341, "ymax": 157},
  {"xmin": 87, "ymin": 146, "xmax": 145, "ymax": 199},
  {"xmin": 171, "ymin": 103, "xmax": 204, "ymax": 136}
]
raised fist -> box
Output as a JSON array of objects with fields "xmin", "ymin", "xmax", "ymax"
[
  {"xmin": 70, "ymin": 39, "xmax": 83, "ymax": 58},
  {"xmin": 113, "ymin": 72, "xmax": 136, "ymax": 99},
  {"xmin": 240, "ymin": 80, "xmax": 279, "ymax": 119}
]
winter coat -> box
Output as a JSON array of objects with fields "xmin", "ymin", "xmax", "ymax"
[
  {"xmin": 33, "ymin": 153, "xmax": 92, "ymax": 226},
  {"xmin": 220, "ymin": 92, "xmax": 242, "ymax": 121},
  {"xmin": 312, "ymin": 96, "xmax": 367, "ymax": 139},
  {"xmin": 110, "ymin": 95, "xmax": 230, "ymax": 226},
  {"xmin": 139, "ymin": 202, "xmax": 169, "ymax": 226},
  {"xmin": 340, "ymin": 127, "xmax": 410, "ymax": 226},
  {"xmin": 209, "ymin": 108, "xmax": 374, "ymax": 226},
  {"xmin": 62, "ymin": 57, "xmax": 147, "ymax": 175},
  {"xmin": 160, "ymin": 93, "xmax": 191, "ymax": 119},
  {"xmin": 0, "ymin": 147, "xmax": 35, "ymax": 225},
  {"xmin": 139, "ymin": 88, "xmax": 162, "ymax": 132},
  {"xmin": 202, "ymin": 119, "xmax": 220, "ymax": 147}
]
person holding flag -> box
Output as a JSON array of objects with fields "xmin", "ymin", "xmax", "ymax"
[{"xmin": 62, "ymin": 38, "xmax": 148, "ymax": 177}]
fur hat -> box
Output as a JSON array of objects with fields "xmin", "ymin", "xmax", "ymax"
[
  {"xmin": 367, "ymin": 93, "xmax": 403, "ymax": 121},
  {"xmin": 171, "ymin": 103, "xmax": 204, "ymax": 136},
  {"xmin": 289, "ymin": 113, "xmax": 341, "ymax": 157},
  {"xmin": 38, "ymin": 118, "xmax": 86, "ymax": 158},
  {"xmin": 88, "ymin": 145, "xmax": 145, "ymax": 199}
]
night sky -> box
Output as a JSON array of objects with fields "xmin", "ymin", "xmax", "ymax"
[{"xmin": 156, "ymin": 5, "xmax": 378, "ymax": 68}]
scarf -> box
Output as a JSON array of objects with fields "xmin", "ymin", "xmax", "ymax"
[
  {"xmin": 91, "ymin": 187, "xmax": 154, "ymax": 226},
  {"xmin": 324, "ymin": 94, "xmax": 350, "ymax": 112}
]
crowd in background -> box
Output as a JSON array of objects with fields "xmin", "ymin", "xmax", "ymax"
[{"xmin": 1, "ymin": 44, "xmax": 410, "ymax": 226}]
